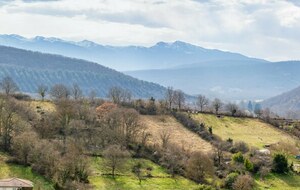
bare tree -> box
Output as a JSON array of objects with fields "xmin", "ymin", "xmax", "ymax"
[
  {"xmin": 165, "ymin": 87, "xmax": 175, "ymax": 109},
  {"xmin": 0, "ymin": 99, "xmax": 18, "ymax": 151},
  {"xmin": 232, "ymin": 175, "xmax": 254, "ymax": 190},
  {"xmin": 214, "ymin": 141, "xmax": 231, "ymax": 167},
  {"xmin": 185, "ymin": 151, "xmax": 214, "ymax": 183},
  {"xmin": 50, "ymin": 84, "xmax": 70, "ymax": 100},
  {"xmin": 212, "ymin": 98, "xmax": 222, "ymax": 114},
  {"xmin": 12, "ymin": 131, "xmax": 38, "ymax": 165},
  {"xmin": 132, "ymin": 162, "xmax": 144, "ymax": 184},
  {"xmin": 160, "ymin": 143, "xmax": 186, "ymax": 178},
  {"xmin": 103, "ymin": 145, "xmax": 130, "ymax": 178},
  {"xmin": 108, "ymin": 87, "xmax": 123, "ymax": 104},
  {"xmin": 121, "ymin": 89, "xmax": 132, "ymax": 103},
  {"xmin": 226, "ymin": 103, "xmax": 239, "ymax": 116},
  {"xmin": 37, "ymin": 84, "xmax": 48, "ymax": 101},
  {"xmin": 121, "ymin": 108, "xmax": 141, "ymax": 145},
  {"xmin": 196, "ymin": 95, "xmax": 209, "ymax": 112},
  {"xmin": 173, "ymin": 90, "xmax": 185, "ymax": 110},
  {"xmin": 0, "ymin": 76, "xmax": 19, "ymax": 96},
  {"xmin": 71, "ymin": 83, "xmax": 83, "ymax": 100},
  {"xmin": 160, "ymin": 130, "xmax": 171, "ymax": 149}
]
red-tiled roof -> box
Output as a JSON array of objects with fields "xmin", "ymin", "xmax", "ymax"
[{"xmin": 0, "ymin": 178, "xmax": 33, "ymax": 187}]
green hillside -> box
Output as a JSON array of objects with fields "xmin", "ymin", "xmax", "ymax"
[
  {"xmin": 192, "ymin": 113, "xmax": 298, "ymax": 148},
  {"xmin": 89, "ymin": 157, "xmax": 202, "ymax": 190}
]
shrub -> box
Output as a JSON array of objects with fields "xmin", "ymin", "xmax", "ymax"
[
  {"xmin": 224, "ymin": 172, "xmax": 239, "ymax": 189},
  {"xmin": 232, "ymin": 175, "xmax": 254, "ymax": 190},
  {"xmin": 244, "ymin": 158, "xmax": 254, "ymax": 172},
  {"xmin": 232, "ymin": 152, "xmax": 244, "ymax": 163},
  {"xmin": 185, "ymin": 151, "xmax": 214, "ymax": 183},
  {"xmin": 272, "ymin": 153, "xmax": 289, "ymax": 174},
  {"xmin": 233, "ymin": 141, "xmax": 249, "ymax": 153}
]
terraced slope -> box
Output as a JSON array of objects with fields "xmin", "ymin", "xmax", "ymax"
[
  {"xmin": 141, "ymin": 115, "xmax": 214, "ymax": 153},
  {"xmin": 192, "ymin": 113, "xmax": 298, "ymax": 148}
]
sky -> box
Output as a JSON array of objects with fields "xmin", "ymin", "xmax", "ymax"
[{"xmin": 0, "ymin": 0, "xmax": 300, "ymax": 61}]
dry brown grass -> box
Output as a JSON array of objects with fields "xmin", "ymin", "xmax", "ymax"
[{"xmin": 141, "ymin": 115, "xmax": 214, "ymax": 153}]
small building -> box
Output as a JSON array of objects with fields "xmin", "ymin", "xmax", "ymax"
[{"xmin": 0, "ymin": 178, "xmax": 33, "ymax": 190}]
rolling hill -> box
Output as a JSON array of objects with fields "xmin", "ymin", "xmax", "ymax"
[
  {"xmin": 262, "ymin": 85, "xmax": 300, "ymax": 119},
  {"xmin": 0, "ymin": 46, "xmax": 166, "ymax": 99}
]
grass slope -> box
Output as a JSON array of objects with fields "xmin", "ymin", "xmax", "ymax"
[
  {"xmin": 89, "ymin": 157, "xmax": 201, "ymax": 190},
  {"xmin": 192, "ymin": 113, "xmax": 298, "ymax": 148},
  {"xmin": 0, "ymin": 152, "xmax": 54, "ymax": 190},
  {"xmin": 141, "ymin": 115, "xmax": 214, "ymax": 153},
  {"xmin": 255, "ymin": 173, "xmax": 300, "ymax": 190}
]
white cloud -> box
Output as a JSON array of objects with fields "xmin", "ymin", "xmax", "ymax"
[{"xmin": 0, "ymin": 0, "xmax": 300, "ymax": 61}]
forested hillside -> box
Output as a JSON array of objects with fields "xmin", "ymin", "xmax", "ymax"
[{"xmin": 0, "ymin": 46, "xmax": 166, "ymax": 98}]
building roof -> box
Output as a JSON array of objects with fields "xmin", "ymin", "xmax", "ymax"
[{"xmin": 0, "ymin": 178, "xmax": 33, "ymax": 187}]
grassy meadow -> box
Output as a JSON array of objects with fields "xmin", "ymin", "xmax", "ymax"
[
  {"xmin": 89, "ymin": 157, "xmax": 202, "ymax": 190},
  {"xmin": 192, "ymin": 113, "xmax": 298, "ymax": 148}
]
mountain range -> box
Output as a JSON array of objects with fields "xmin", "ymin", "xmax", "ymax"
[
  {"xmin": 1, "ymin": 34, "xmax": 300, "ymax": 101},
  {"xmin": 0, "ymin": 45, "xmax": 166, "ymax": 99},
  {"xmin": 0, "ymin": 34, "xmax": 262, "ymax": 71}
]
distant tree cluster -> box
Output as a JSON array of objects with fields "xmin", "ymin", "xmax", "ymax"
[{"xmin": 165, "ymin": 87, "xmax": 185, "ymax": 110}]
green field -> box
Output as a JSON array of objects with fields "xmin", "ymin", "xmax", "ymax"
[
  {"xmin": 192, "ymin": 113, "xmax": 298, "ymax": 148},
  {"xmin": 89, "ymin": 157, "xmax": 202, "ymax": 190},
  {"xmin": 256, "ymin": 173, "xmax": 300, "ymax": 190}
]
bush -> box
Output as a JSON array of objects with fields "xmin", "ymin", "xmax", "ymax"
[
  {"xmin": 233, "ymin": 141, "xmax": 249, "ymax": 153},
  {"xmin": 224, "ymin": 172, "xmax": 239, "ymax": 189},
  {"xmin": 185, "ymin": 151, "xmax": 214, "ymax": 183},
  {"xmin": 232, "ymin": 175, "xmax": 254, "ymax": 190},
  {"xmin": 272, "ymin": 153, "xmax": 289, "ymax": 174},
  {"xmin": 232, "ymin": 152, "xmax": 244, "ymax": 163},
  {"xmin": 244, "ymin": 158, "xmax": 254, "ymax": 172}
]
